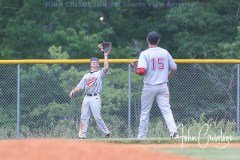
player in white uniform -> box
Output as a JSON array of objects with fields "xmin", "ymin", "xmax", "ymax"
[
  {"xmin": 131, "ymin": 31, "xmax": 179, "ymax": 139},
  {"xmin": 69, "ymin": 48, "xmax": 110, "ymax": 139}
]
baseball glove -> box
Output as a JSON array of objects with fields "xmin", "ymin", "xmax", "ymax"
[{"xmin": 98, "ymin": 42, "xmax": 112, "ymax": 54}]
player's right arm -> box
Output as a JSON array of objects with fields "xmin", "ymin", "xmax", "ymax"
[
  {"xmin": 69, "ymin": 86, "xmax": 82, "ymax": 98},
  {"xmin": 135, "ymin": 52, "xmax": 147, "ymax": 75},
  {"xmin": 69, "ymin": 77, "xmax": 85, "ymax": 98}
]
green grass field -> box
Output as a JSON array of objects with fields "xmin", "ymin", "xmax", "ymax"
[
  {"xmin": 95, "ymin": 137, "xmax": 240, "ymax": 160},
  {"xmin": 160, "ymin": 148, "xmax": 240, "ymax": 160}
]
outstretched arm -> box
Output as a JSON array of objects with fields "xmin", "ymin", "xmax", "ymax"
[
  {"xmin": 98, "ymin": 42, "xmax": 111, "ymax": 73},
  {"xmin": 69, "ymin": 86, "xmax": 81, "ymax": 98},
  {"xmin": 103, "ymin": 54, "xmax": 109, "ymax": 73}
]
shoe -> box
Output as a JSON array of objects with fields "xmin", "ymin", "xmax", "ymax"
[
  {"xmin": 105, "ymin": 133, "xmax": 111, "ymax": 138},
  {"xmin": 137, "ymin": 135, "xmax": 147, "ymax": 139},
  {"xmin": 171, "ymin": 133, "xmax": 180, "ymax": 139},
  {"xmin": 78, "ymin": 135, "xmax": 86, "ymax": 139}
]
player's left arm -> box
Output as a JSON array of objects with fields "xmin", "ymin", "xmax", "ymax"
[
  {"xmin": 168, "ymin": 53, "xmax": 177, "ymax": 79},
  {"xmin": 98, "ymin": 42, "xmax": 111, "ymax": 74},
  {"xmin": 168, "ymin": 68, "xmax": 177, "ymax": 79},
  {"xmin": 102, "ymin": 54, "xmax": 109, "ymax": 74}
]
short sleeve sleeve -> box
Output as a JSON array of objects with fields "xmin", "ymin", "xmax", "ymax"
[
  {"xmin": 100, "ymin": 68, "xmax": 108, "ymax": 78},
  {"xmin": 77, "ymin": 78, "xmax": 85, "ymax": 89},
  {"xmin": 138, "ymin": 52, "xmax": 147, "ymax": 69},
  {"xmin": 168, "ymin": 53, "xmax": 177, "ymax": 70}
]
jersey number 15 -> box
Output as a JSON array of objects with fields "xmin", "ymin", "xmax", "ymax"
[{"xmin": 151, "ymin": 57, "xmax": 165, "ymax": 71}]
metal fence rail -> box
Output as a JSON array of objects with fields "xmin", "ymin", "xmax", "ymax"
[{"xmin": 0, "ymin": 59, "xmax": 239, "ymax": 139}]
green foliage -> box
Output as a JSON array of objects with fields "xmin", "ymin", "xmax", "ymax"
[
  {"xmin": 0, "ymin": 113, "xmax": 235, "ymax": 139},
  {"xmin": 181, "ymin": 114, "xmax": 236, "ymax": 136},
  {"xmin": 21, "ymin": 64, "xmax": 67, "ymax": 112},
  {"xmin": 0, "ymin": 60, "xmax": 238, "ymax": 139},
  {"xmin": 0, "ymin": 126, "xmax": 15, "ymax": 139},
  {"xmin": 146, "ymin": 114, "xmax": 237, "ymax": 138},
  {"xmin": 218, "ymin": 26, "xmax": 240, "ymax": 58},
  {"xmin": 59, "ymin": 66, "xmax": 86, "ymax": 95},
  {"xmin": 0, "ymin": 0, "xmax": 239, "ymax": 59},
  {"xmin": 48, "ymin": 45, "xmax": 70, "ymax": 59},
  {"xmin": 166, "ymin": 1, "xmax": 238, "ymax": 58},
  {"xmin": 27, "ymin": 102, "xmax": 69, "ymax": 129},
  {"xmin": 168, "ymin": 64, "xmax": 237, "ymax": 123},
  {"xmin": 147, "ymin": 119, "xmax": 169, "ymax": 138},
  {"xmin": 50, "ymin": 28, "xmax": 113, "ymax": 58}
]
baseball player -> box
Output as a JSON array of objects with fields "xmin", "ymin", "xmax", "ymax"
[
  {"xmin": 69, "ymin": 43, "xmax": 111, "ymax": 139},
  {"xmin": 131, "ymin": 31, "xmax": 179, "ymax": 139}
]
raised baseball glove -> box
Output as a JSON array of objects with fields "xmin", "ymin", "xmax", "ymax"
[{"xmin": 98, "ymin": 42, "xmax": 112, "ymax": 54}]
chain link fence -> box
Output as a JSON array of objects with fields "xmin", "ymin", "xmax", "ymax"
[{"xmin": 0, "ymin": 61, "xmax": 239, "ymax": 139}]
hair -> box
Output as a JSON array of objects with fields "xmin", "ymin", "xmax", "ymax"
[
  {"xmin": 147, "ymin": 31, "xmax": 160, "ymax": 45},
  {"xmin": 90, "ymin": 57, "xmax": 99, "ymax": 62}
]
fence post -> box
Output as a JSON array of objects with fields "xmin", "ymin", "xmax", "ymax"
[
  {"xmin": 237, "ymin": 64, "xmax": 240, "ymax": 136},
  {"xmin": 128, "ymin": 64, "xmax": 132, "ymax": 138},
  {"xmin": 16, "ymin": 64, "xmax": 20, "ymax": 138}
]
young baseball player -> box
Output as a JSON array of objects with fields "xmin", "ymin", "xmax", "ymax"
[
  {"xmin": 131, "ymin": 31, "xmax": 179, "ymax": 139},
  {"xmin": 69, "ymin": 43, "xmax": 111, "ymax": 139}
]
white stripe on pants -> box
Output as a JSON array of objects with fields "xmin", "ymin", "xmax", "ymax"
[{"xmin": 138, "ymin": 83, "xmax": 177, "ymax": 139}]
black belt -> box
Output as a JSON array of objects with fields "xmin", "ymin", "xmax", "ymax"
[{"xmin": 86, "ymin": 93, "xmax": 98, "ymax": 96}]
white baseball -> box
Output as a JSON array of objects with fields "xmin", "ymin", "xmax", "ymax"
[{"xmin": 100, "ymin": 17, "xmax": 104, "ymax": 21}]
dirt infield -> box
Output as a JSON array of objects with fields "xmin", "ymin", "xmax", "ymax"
[{"xmin": 0, "ymin": 139, "xmax": 199, "ymax": 160}]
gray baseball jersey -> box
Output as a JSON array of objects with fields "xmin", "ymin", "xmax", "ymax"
[
  {"xmin": 137, "ymin": 47, "xmax": 178, "ymax": 139},
  {"xmin": 77, "ymin": 68, "xmax": 106, "ymax": 94},
  {"xmin": 138, "ymin": 47, "xmax": 177, "ymax": 85},
  {"xmin": 77, "ymin": 68, "xmax": 110, "ymax": 138}
]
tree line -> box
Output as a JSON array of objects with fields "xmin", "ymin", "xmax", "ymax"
[{"xmin": 0, "ymin": 0, "xmax": 239, "ymax": 59}]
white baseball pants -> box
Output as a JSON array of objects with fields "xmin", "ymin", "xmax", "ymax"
[
  {"xmin": 138, "ymin": 83, "xmax": 177, "ymax": 139},
  {"xmin": 78, "ymin": 94, "xmax": 110, "ymax": 138}
]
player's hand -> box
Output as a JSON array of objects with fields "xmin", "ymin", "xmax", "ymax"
[
  {"xmin": 69, "ymin": 91, "xmax": 75, "ymax": 98},
  {"xmin": 130, "ymin": 61, "xmax": 138, "ymax": 70}
]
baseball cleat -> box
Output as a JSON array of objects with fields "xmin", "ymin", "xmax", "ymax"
[
  {"xmin": 78, "ymin": 135, "xmax": 86, "ymax": 139},
  {"xmin": 105, "ymin": 133, "xmax": 111, "ymax": 138},
  {"xmin": 171, "ymin": 133, "xmax": 180, "ymax": 139}
]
